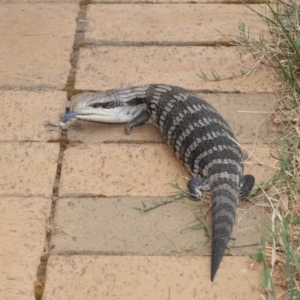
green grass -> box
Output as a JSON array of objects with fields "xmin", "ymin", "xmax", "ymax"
[
  {"xmin": 132, "ymin": 199, "xmax": 175, "ymax": 213},
  {"xmin": 239, "ymin": 0, "xmax": 300, "ymax": 298}
]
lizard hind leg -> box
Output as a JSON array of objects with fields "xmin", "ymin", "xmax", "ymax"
[
  {"xmin": 187, "ymin": 176, "xmax": 210, "ymax": 200},
  {"xmin": 239, "ymin": 174, "xmax": 255, "ymax": 200}
]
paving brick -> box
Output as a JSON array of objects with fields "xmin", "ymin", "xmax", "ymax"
[
  {"xmin": 43, "ymin": 255, "xmax": 262, "ymax": 299},
  {"xmin": 244, "ymin": 143, "xmax": 278, "ymax": 184},
  {"xmin": 59, "ymin": 141, "xmax": 276, "ymax": 196},
  {"xmin": 0, "ymin": 90, "xmax": 67, "ymax": 142},
  {"xmin": 93, "ymin": 0, "xmax": 262, "ymax": 3},
  {"xmin": 0, "ymin": 143, "xmax": 59, "ymax": 197},
  {"xmin": 205, "ymin": 93, "xmax": 277, "ymax": 144},
  {"xmin": 75, "ymin": 46, "xmax": 278, "ymax": 92},
  {"xmin": 0, "ymin": 0, "xmax": 79, "ymax": 2},
  {"xmin": 67, "ymin": 92, "xmax": 277, "ymax": 145},
  {"xmin": 0, "ymin": 4, "xmax": 78, "ymax": 88},
  {"xmin": 68, "ymin": 122, "xmax": 162, "ymax": 144},
  {"xmin": 0, "ymin": 197, "xmax": 50, "ymax": 300},
  {"xmin": 85, "ymin": 4, "xmax": 268, "ymax": 44},
  {"xmin": 50, "ymin": 197, "xmax": 266, "ymax": 255},
  {"xmin": 59, "ymin": 143, "xmax": 189, "ymax": 197}
]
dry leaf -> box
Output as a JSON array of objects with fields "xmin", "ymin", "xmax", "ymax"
[
  {"xmin": 270, "ymin": 149, "xmax": 282, "ymax": 160},
  {"xmin": 279, "ymin": 192, "xmax": 289, "ymax": 213}
]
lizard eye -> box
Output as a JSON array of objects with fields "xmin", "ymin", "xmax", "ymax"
[
  {"xmin": 90, "ymin": 103, "xmax": 103, "ymax": 108},
  {"xmin": 90, "ymin": 100, "xmax": 122, "ymax": 109}
]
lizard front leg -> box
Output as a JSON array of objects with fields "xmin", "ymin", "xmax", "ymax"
[{"xmin": 125, "ymin": 110, "xmax": 151, "ymax": 134}]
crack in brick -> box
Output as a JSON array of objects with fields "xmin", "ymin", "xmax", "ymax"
[{"xmin": 33, "ymin": 1, "xmax": 92, "ymax": 299}]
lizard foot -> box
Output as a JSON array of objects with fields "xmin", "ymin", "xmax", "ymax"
[{"xmin": 187, "ymin": 177, "xmax": 210, "ymax": 200}]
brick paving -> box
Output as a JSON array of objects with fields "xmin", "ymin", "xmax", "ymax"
[{"xmin": 0, "ymin": 1, "xmax": 278, "ymax": 299}]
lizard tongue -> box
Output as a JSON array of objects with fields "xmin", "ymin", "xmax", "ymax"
[{"xmin": 61, "ymin": 112, "xmax": 78, "ymax": 122}]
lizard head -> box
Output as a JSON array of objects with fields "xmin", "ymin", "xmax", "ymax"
[{"xmin": 62, "ymin": 91, "xmax": 147, "ymax": 124}]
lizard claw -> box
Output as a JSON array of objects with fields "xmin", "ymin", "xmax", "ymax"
[
  {"xmin": 44, "ymin": 120, "xmax": 60, "ymax": 130},
  {"xmin": 44, "ymin": 120, "xmax": 68, "ymax": 131}
]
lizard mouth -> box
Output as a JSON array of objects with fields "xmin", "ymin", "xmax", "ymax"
[{"xmin": 60, "ymin": 106, "xmax": 137, "ymax": 124}]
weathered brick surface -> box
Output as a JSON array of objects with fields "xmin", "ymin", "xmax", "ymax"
[
  {"xmin": 0, "ymin": 4, "xmax": 78, "ymax": 88},
  {"xmin": 0, "ymin": 143, "xmax": 59, "ymax": 197},
  {"xmin": 68, "ymin": 92, "xmax": 276, "ymax": 144},
  {"xmin": 59, "ymin": 141, "xmax": 276, "ymax": 197},
  {"xmin": 0, "ymin": 197, "xmax": 50, "ymax": 300},
  {"xmin": 93, "ymin": 0, "xmax": 263, "ymax": 3},
  {"xmin": 68, "ymin": 122, "xmax": 162, "ymax": 144},
  {"xmin": 0, "ymin": 0, "xmax": 79, "ymax": 2},
  {"xmin": 205, "ymin": 93, "xmax": 277, "ymax": 143},
  {"xmin": 0, "ymin": 90, "xmax": 67, "ymax": 142},
  {"xmin": 50, "ymin": 197, "xmax": 266, "ymax": 255},
  {"xmin": 85, "ymin": 4, "xmax": 268, "ymax": 44},
  {"xmin": 59, "ymin": 143, "xmax": 189, "ymax": 197},
  {"xmin": 75, "ymin": 46, "xmax": 278, "ymax": 92},
  {"xmin": 244, "ymin": 144, "xmax": 277, "ymax": 184},
  {"xmin": 43, "ymin": 255, "xmax": 262, "ymax": 300}
]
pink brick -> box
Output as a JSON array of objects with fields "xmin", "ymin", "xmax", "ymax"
[
  {"xmin": 85, "ymin": 4, "xmax": 268, "ymax": 44},
  {"xmin": 76, "ymin": 46, "xmax": 278, "ymax": 92}
]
